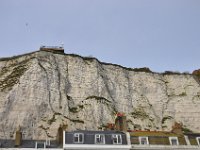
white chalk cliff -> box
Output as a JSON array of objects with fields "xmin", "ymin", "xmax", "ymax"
[{"xmin": 0, "ymin": 50, "xmax": 200, "ymax": 140}]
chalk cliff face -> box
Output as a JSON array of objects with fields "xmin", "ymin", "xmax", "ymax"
[{"xmin": 0, "ymin": 51, "xmax": 200, "ymax": 140}]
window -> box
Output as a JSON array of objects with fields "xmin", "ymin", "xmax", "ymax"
[
  {"xmin": 169, "ymin": 137, "xmax": 179, "ymax": 145},
  {"xmin": 139, "ymin": 137, "xmax": 149, "ymax": 145},
  {"xmin": 95, "ymin": 134, "xmax": 105, "ymax": 144},
  {"xmin": 196, "ymin": 137, "xmax": 200, "ymax": 146},
  {"xmin": 35, "ymin": 142, "xmax": 46, "ymax": 149},
  {"xmin": 73, "ymin": 133, "xmax": 84, "ymax": 143},
  {"xmin": 112, "ymin": 134, "xmax": 122, "ymax": 144}
]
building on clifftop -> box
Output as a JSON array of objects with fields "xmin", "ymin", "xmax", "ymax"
[{"xmin": 40, "ymin": 46, "xmax": 64, "ymax": 53}]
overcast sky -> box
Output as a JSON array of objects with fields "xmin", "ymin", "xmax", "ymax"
[{"xmin": 0, "ymin": 0, "xmax": 199, "ymax": 72}]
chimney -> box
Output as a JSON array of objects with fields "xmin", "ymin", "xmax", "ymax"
[
  {"xmin": 15, "ymin": 126, "xmax": 22, "ymax": 147},
  {"xmin": 106, "ymin": 123, "xmax": 115, "ymax": 130},
  {"xmin": 171, "ymin": 122, "xmax": 183, "ymax": 135},
  {"xmin": 115, "ymin": 112, "xmax": 127, "ymax": 132},
  {"xmin": 57, "ymin": 124, "xmax": 68, "ymax": 145}
]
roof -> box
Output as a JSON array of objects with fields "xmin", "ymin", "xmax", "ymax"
[
  {"xmin": 129, "ymin": 131, "xmax": 178, "ymax": 137},
  {"xmin": 184, "ymin": 133, "xmax": 200, "ymax": 137},
  {"xmin": 129, "ymin": 131, "xmax": 200, "ymax": 146},
  {"xmin": 64, "ymin": 130, "xmax": 128, "ymax": 145},
  {"xmin": 67, "ymin": 130, "xmax": 126, "ymax": 135},
  {"xmin": 0, "ymin": 139, "xmax": 59, "ymax": 148}
]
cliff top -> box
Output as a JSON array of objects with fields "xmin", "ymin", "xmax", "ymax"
[{"xmin": 0, "ymin": 50, "xmax": 194, "ymax": 76}]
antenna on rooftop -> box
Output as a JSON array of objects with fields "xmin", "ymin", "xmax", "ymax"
[{"xmin": 61, "ymin": 42, "xmax": 64, "ymax": 48}]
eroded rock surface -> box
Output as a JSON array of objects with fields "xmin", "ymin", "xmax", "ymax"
[{"xmin": 0, "ymin": 51, "xmax": 200, "ymax": 140}]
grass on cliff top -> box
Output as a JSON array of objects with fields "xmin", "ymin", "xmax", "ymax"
[
  {"xmin": 0, "ymin": 50, "xmax": 193, "ymax": 75},
  {"xmin": 64, "ymin": 53, "xmax": 193, "ymax": 75},
  {"xmin": 37, "ymin": 51, "xmax": 154, "ymax": 73},
  {"xmin": 0, "ymin": 51, "xmax": 37, "ymax": 61}
]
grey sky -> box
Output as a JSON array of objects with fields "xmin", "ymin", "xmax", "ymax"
[{"xmin": 0, "ymin": 0, "xmax": 199, "ymax": 72}]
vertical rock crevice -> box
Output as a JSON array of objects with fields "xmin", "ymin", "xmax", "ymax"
[{"xmin": 37, "ymin": 59, "xmax": 55, "ymax": 113}]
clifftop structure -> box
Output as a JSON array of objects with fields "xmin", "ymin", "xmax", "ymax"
[{"xmin": 40, "ymin": 46, "xmax": 64, "ymax": 53}]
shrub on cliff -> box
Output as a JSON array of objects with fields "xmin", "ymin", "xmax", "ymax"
[{"xmin": 192, "ymin": 69, "xmax": 200, "ymax": 78}]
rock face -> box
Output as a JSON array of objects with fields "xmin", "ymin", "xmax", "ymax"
[{"xmin": 0, "ymin": 51, "xmax": 200, "ymax": 140}]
